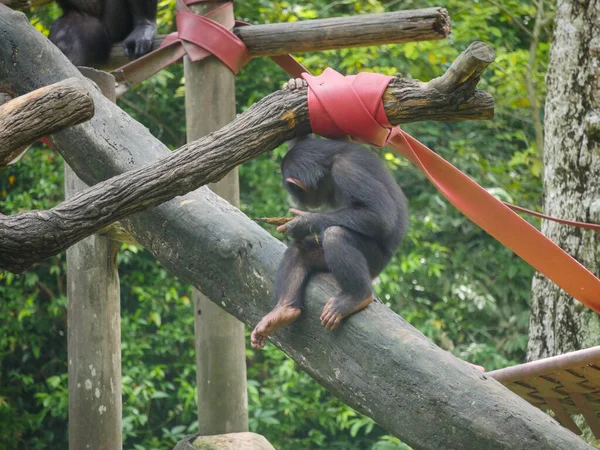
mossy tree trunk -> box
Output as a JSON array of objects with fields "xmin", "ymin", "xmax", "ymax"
[{"xmin": 528, "ymin": 0, "xmax": 600, "ymax": 360}]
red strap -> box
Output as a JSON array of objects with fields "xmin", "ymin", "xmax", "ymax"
[
  {"xmin": 504, "ymin": 203, "xmax": 600, "ymax": 231},
  {"xmin": 159, "ymin": 1, "xmax": 249, "ymax": 73},
  {"xmin": 39, "ymin": 137, "xmax": 56, "ymax": 150},
  {"xmin": 302, "ymin": 69, "xmax": 600, "ymax": 313},
  {"xmin": 113, "ymin": 1, "xmax": 307, "ymax": 89}
]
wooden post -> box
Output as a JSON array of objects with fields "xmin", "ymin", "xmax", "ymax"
[
  {"xmin": 184, "ymin": 2, "xmax": 249, "ymax": 434},
  {"xmin": 66, "ymin": 68, "xmax": 122, "ymax": 450}
]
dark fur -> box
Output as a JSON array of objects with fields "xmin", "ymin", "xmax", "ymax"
[
  {"xmin": 49, "ymin": 0, "xmax": 158, "ymax": 66},
  {"xmin": 275, "ymin": 136, "xmax": 408, "ymax": 314}
]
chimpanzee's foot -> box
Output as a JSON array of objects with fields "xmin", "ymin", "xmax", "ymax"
[
  {"xmin": 251, "ymin": 305, "xmax": 302, "ymax": 349},
  {"xmin": 469, "ymin": 363, "xmax": 486, "ymax": 372},
  {"xmin": 320, "ymin": 293, "xmax": 374, "ymax": 330}
]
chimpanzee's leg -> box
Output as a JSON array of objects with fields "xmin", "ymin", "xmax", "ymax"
[
  {"xmin": 320, "ymin": 226, "xmax": 388, "ymax": 330},
  {"xmin": 49, "ymin": 10, "xmax": 112, "ymax": 66},
  {"xmin": 250, "ymin": 243, "xmax": 325, "ymax": 349}
]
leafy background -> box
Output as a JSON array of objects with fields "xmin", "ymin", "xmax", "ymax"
[{"xmin": 1, "ymin": 0, "xmax": 550, "ymax": 448}]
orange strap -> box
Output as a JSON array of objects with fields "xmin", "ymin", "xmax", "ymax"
[
  {"xmin": 112, "ymin": 0, "xmax": 308, "ymax": 88},
  {"xmin": 302, "ymin": 69, "xmax": 600, "ymax": 312}
]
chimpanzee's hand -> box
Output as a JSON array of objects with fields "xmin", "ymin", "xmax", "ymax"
[
  {"xmin": 123, "ymin": 22, "xmax": 157, "ymax": 60},
  {"xmin": 277, "ymin": 209, "xmax": 316, "ymax": 240},
  {"xmin": 283, "ymin": 78, "xmax": 308, "ymax": 91}
]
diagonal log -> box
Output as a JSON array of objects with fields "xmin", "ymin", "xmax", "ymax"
[
  {"xmin": 0, "ymin": 78, "xmax": 94, "ymax": 166},
  {"xmin": 0, "ymin": 7, "xmax": 591, "ymax": 450}
]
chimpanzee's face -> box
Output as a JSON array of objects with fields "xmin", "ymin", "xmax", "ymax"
[{"xmin": 285, "ymin": 178, "xmax": 324, "ymax": 210}]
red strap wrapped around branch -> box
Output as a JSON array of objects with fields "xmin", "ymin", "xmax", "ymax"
[
  {"xmin": 113, "ymin": 0, "xmax": 307, "ymax": 92},
  {"xmin": 161, "ymin": 1, "xmax": 249, "ymax": 73},
  {"xmin": 302, "ymin": 69, "xmax": 600, "ymax": 312}
]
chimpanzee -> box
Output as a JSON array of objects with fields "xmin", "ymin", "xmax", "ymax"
[
  {"xmin": 49, "ymin": 0, "xmax": 158, "ymax": 67},
  {"xmin": 250, "ymin": 79, "xmax": 409, "ymax": 349}
]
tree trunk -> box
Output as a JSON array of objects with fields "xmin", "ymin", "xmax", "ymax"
[{"xmin": 528, "ymin": 0, "xmax": 600, "ymax": 360}]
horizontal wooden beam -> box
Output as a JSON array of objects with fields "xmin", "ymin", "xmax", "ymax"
[
  {"xmin": 0, "ymin": 78, "xmax": 94, "ymax": 166},
  {"xmin": 105, "ymin": 8, "xmax": 451, "ymax": 69}
]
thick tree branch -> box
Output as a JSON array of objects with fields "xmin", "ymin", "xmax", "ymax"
[
  {"xmin": 0, "ymin": 40, "xmax": 494, "ymax": 273},
  {"xmin": 0, "ymin": 78, "xmax": 94, "ymax": 166},
  {"xmin": 426, "ymin": 41, "xmax": 495, "ymax": 94},
  {"xmin": 0, "ymin": 8, "xmax": 590, "ymax": 449}
]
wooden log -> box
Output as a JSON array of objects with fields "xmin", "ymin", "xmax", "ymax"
[
  {"xmin": 184, "ymin": 1, "xmax": 248, "ymax": 434},
  {"xmin": 66, "ymin": 68, "xmax": 122, "ymax": 450},
  {"xmin": 0, "ymin": 41, "xmax": 495, "ymax": 273},
  {"xmin": 104, "ymin": 8, "xmax": 451, "ymax": 68},
  {"xmin": 428, "ymin": 41, "xmax": 495, "ymax": 93},
  {"xmin": 0, "ymin": 78, "xmax": 94, "ymax": 166},
  {"xmin": 0, "ymin": 9, "xmax": 592, "ymax": 449},
  {"xmin": 98, "ymin": 222, "xmax": 139, "ymax": 245}
]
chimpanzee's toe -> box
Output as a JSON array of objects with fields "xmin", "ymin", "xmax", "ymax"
[{"xmin": 251, "ymin": 305, "xmax": 302, "ymax": 349}]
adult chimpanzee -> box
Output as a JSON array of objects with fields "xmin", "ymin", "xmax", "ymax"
[
  {"xmin": 49, "ymin": 0, "xmax": 158, "ymax": 67},
  {"xmin": 251, "ymin": 80, "xmax": 409, "ymax": 349}
]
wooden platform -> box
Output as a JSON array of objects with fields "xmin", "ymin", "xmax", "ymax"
[{"xmin": 488, "ymin": 346, "xmax": 600, "ymax": 437}]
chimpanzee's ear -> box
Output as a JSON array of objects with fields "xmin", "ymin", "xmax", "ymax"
[{"xmin": 285, "ymin": 177, "xmax": 307, "ymax": 191}]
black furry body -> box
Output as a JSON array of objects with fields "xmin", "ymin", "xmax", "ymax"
[
  {"xmin": 49, "ymin": 0, "xmax": 158, "ymax": 66},
  {"xmin": 275, "ymin": 136, "xmax": 409, "ymax": 314}
]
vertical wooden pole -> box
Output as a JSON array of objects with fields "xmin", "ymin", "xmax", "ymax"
[
  {"xmin": 184, "ymin": 2, "xmax": 249, "ymax": 434},
  {"xmin": 66, "ymin": 68, "xmax": 122, "ymax": 450}
]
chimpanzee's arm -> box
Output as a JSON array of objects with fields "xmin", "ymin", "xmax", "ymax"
[
  {"xmin": 123, "ymin": 0, "xmax": 158, "ymax": 59},
  {"xmin": 126, "ymin": 0, "xmax": 158, "ymax": 24},
  {"xmin": 287, "ymin": 159, "xmax": 399, "ymax": 240},
  {"xmin": 320, "ymin": 154, "xmax": 398, "ymax": 235},
  {"xmin": 310, "ymin": 204, "xmax": 391, "ymax": 239}
]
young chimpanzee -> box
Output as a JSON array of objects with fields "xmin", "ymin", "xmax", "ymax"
[
  {"xmin": 251, "ymin": 86, "xmax": 408, "ymax": 349},
  {"xmin": 49, "ymin": 0, "xmax": 158, "ymax": 67}
]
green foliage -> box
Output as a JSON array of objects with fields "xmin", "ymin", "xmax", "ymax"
[
  {"xmin": 1, "ymin": 0, "xmax": 553, "ymax": 448},
  {"xmin": 246, "ymin": 343, "xmax": 397, "ymax": 449}
]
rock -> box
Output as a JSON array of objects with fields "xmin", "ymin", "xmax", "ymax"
[{"xmin": 173, "ymin": 432, "xmax": 276, "ymax": 450}]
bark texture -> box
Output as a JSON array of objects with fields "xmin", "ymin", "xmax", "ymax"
[
  {"xmin": 528, "ymin": 0, "xmax": 600, "ymax": 360},
  {"xmin": 0, "ymin": 77, "xmax": 94, "ymax": 166},
  {"xmin": 0, "ymin": 8, "xmax": 592, "ymax": 449}
]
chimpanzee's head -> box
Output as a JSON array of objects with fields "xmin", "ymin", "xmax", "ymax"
[{"xmin": 281, "ymin": 136, "xmax": 337, "ymax": 209}]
